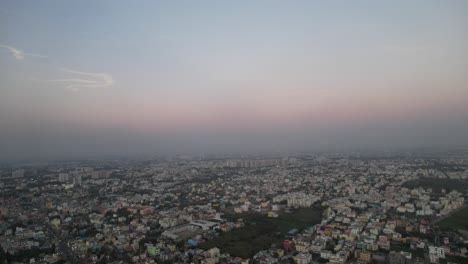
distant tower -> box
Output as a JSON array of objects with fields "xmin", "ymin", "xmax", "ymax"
[
  {"xmin": 58, "ymin": 173, "xmax": 70, "ymax": 182},
  {"xmin": 73, "ymin": 175, "xmax": 82, "ymax": 186}
]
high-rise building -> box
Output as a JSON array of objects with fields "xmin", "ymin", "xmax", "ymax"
[
  {"xmin": 58, "ymin": 173, "xmax": 70, "ymax": 183},
  {"xmin": 73, "ymin": 175, "xmax": 82, "ymax": 186},
  {"xmin": 91, "ymin": 170, "xmax": 111, "ymax": 179}
]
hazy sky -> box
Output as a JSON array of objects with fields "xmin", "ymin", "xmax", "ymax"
[{"xmin": 1, "ymin": 1, "xmax": 468, "ymax": 160}]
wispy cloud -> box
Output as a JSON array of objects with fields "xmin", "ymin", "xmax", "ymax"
[
  {"xmin": 0, "ymin": 44, "xmax": 47, "ymax": 60},
  {"xmin": 46, "ymin": 68, "xmax": 114, "ymax": 92}
]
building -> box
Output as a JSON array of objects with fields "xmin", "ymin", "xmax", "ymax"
[
  {"xmin": 428, "ymin": 246, "xmax": 445, "ymax": 263},
  {"xmin": 73, "ymin": 175, "xmax": 82, "ymax": 186},
  {"xmin": 295, "ymin": 240, "xmax": 311, "ymax": 253},
  {"xmin": 287, "ymin": 192, "xmax": 320, "ymax": 207},
  {"xmin": 162, "ymin": 224, "xmax": 201, "ymax": 241},
  {"xmin": 293, "ymin": 253, "xmax": 312, "ymax": 264},
  {"xmin": 190, "ymin": 220, "xmax": 219, "ymax": 230},
  {"xmin": 91, "ymin": 170, "xmax": 111, "ymax": 179},
  {"xmin": 208, "ymin": 247, "xmax": 220, "ymax": 258},
  {"xmin": 283, "ymin": 240, "xmax": 295, "ymax": 252},
  {"xmin": 320, "ymin": 250, "xmax": 333, "ymax": 260},
  {"xmin": 59, "ymin": 173, "xmax": 70, "ymax": 183},
  {"xmin": 355, "ymin": 250, "xmax": 372, "ymax": 263}
]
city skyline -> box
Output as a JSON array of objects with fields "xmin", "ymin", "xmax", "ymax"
[{"xmin": 1, "ymin": 1, "xmax": 468, "ymax": 160}]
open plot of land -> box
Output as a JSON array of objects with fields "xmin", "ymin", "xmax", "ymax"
[
  {"xmin": 200, "ymin": 207, "xmax": 323, "ymax": 258},
  {"xmin": 437, "ymin": 206, "xmax": 468, "ymax": 231},
  {"xmin": 403, "ymin": 178, "xmax": 468, "ymax": 193},
  {"xmin": 269, "ymin": 207, "xmax": 323, "ymax": 234}
]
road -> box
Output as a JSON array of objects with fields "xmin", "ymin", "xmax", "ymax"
[{"xmin": 32, "ymin": 205, "xmax": 83, "ymax": 264}]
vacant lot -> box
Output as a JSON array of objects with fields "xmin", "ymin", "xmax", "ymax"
[
  {"xmin": 200, "ymin": 207, "xmax": 323, "ymax": 258},
  {"xmin": 403, "ymin": 178, "xmax": 468, "ymax": 193},
  {"xmin": 437, "ymin": 206, "xmax": 468, "ymax": 231}
]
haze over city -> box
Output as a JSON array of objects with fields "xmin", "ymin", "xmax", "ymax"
[
  {"xmin": 1, "ymin": 1, "xmax": 468, "ymax": 160},
  {"xmin": 3, "ymin": 2, "xmax": 468, "ymax": 264}
]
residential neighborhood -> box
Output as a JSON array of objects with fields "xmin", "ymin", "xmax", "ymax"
[{"xmin": 1, "ymin": 153, "xmax": 467, "ymax": 263}]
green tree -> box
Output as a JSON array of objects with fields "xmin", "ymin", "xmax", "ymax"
[{"xmin": 0, "ymin": 246, "xmax": 6, "ymax": 264}]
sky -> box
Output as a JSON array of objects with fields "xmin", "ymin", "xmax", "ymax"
[{"xmin": 1, "ymin": 0, "xmax": 468, "ymax": 160}]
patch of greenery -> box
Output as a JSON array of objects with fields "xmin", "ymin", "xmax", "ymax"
[
  {"xmin": 437, "ymin": 206, "xmax": 468, "ymax": 231},
  {"xmin": 269, "ymin": 207, "xmax": 323, "ymax": 234},
  {"xmin": 442, "ymin": 255, "xmax": 468, "ymax": 264},
  {"xmin": 403, "ymin": 178, "xmax": 468, "ymax": 193},
  {"xmin": 4, "ymin": 246, "xmax": 55, "ymax": 263},
  {"xmin": 201, "ymin": 207, "xmax": 322, "ymax": 258}
]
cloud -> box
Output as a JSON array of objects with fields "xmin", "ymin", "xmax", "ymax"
[
  {"xmin": 0, "ymin": 44, "xmax": 112, "ymax": 92},
  {"xmin": 0, "ymin": 44, "xmax": 47, "ymax": 60},
  {"xmin": 46, "ymin": 68, "xmax": 114, "ymax": 92}
]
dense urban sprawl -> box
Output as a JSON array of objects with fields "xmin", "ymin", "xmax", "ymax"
[{"xmin": 1, "ymin": 154, "xmax": 468, "ymax": 264}]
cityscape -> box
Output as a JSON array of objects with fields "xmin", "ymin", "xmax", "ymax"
[
  {"xmin": 1, "ymin": 1, "xmax": 468, "ymax": 264},
  {"xmin": 1, "ymin": 152, "xmax": 468, "ymax": 263}
]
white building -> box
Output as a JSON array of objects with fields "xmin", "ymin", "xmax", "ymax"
[
  {"xmin": 287, "ymin": 192, "xmax": 319, "ymax": 207},
  {"xmin": 294, "ymin": 253, "xmax": 312, "ymax": 264},
  {"xmin": 73, "ymin": 175, "xmax": 82, "ymax": 186},
  {"xmin": 429, "ymin": 246, "xmax": 445, "ymax": 263},
  {"xmin": 59, "ymin": 173, "xmax": 70, "ymax": 183},
  {"xmin": 190, "ymin": 220, "xmax": 219, "ymax": 230}
]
